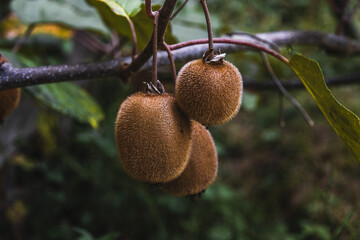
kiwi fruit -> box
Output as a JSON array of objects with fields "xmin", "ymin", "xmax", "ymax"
[
  {"xmin": 115, "ymin": 92, "xmax": 192, "ymax": 183},
  {"xmin": 162, "ymin": 121, "xmax": 218, "ymax": 197},
  {"xmin": 0, "ymin": 88, "xmax": 21, "ymax": 122},
  {"xmin": 0, "ymin": 54, "xmax": 21, "ymax": 123},
  {"xmin": 175, "ymin": 59, "xmax": 243, "ymax": 125}
]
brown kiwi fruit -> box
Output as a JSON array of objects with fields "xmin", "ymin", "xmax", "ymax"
[
  {"xmin": 175, "ymin": 59, "xmax": 243, "ymax": 125},
  {"xmin": 0, "ymin": 54, "xmax": 21, "ymax": 123},
  {"xmin": 115, "ymin": 92, "xmax": 192, "ymax": 183},
  {"xmin": 0, "ymin": 88, "xmax": 21, "ymax": 122},
  {"xmin": 162, "ymin": 121, "xmax": 218, "ymax": 197}
]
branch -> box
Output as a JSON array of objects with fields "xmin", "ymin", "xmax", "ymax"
[
  {"xmin": 121, "ymin": 0, "xmax": 178, "ymax": 79},
  {"xmin": 329, "ymin": 0, "xmax": 360, "ymax": 39},
  {"xmin": 253, "ymin": 30, "xmax": 360, "ymax": 54},
  {"xmin": 169, "ymin": 38, "xmax": 289, "ymax": 64},
  {"xmin": 170, "ymin": 0, "xmax": 189, "ymax": 20},
  {"xmin": 261, "ymin": 52, "xmax": 314, "ymax": 127},
  {"xmin": 2, "ymin": 30, "xmax": 360, "ymax": 90},
  {"xmin": 244, "ymin": 73, "xmax": 360, "ymax": 90},
  {"xmin": 0, "ymin": 59, "xmax": 124, "ymax": 90},
  {"xmin": 12, "ymin": 24, "xmax": 36, "ymax": 53}
]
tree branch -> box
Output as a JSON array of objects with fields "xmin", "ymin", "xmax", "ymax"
[
  {"xmin": 244, "ymin": 73, "xmax": 360, "ymax": 90},
  {"xmin": 0, "ymin": 59, "xmax": 124, "ymax": 90},
  {"xmin": 168, "ymin": 38, "xmax": 289, "ymax": 64},
  {"xmin": 329, "ymin": 0, "xmax": 360, "ymax": 39},
  {"xmin": 2, "ymin": 30, "xmax": 360, "ymax": 90},
  {"xmin": 120, "ymin": 0, "xmax": 178, "ymax": 79}
]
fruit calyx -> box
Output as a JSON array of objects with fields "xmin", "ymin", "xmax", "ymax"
[
  {"xmin": 202, "ymin": 49, "xmax": 226, "ymax": 65},
  {"xmin": 186, "ymin": 189, "xmax": 206, "ymax": 202},
  {"xmin": 143, "ymin": 80, "xmax": 165, "ymax": 94}
]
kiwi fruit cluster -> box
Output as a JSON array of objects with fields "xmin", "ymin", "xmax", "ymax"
[{"xmin": 115, "ymin": 56, "xmax": 242, "ymax": 199}]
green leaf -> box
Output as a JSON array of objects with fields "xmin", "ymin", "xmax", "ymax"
[
  {"xmin": 0, "ymin": 50, "xmax": 104, "ymax": 128},
  {"xmin": 11, "ymin": 0, "xmax": 109, "ymax": 34},
  {"xmin": 86, "ymin": 1, "xmax": 177, "ymax": 50},
  {"xmin": 27, "ymin": 82, "xmax": 104, "ymax": 129},
  {"xmin": 289, "ymin": 54, "xmax": 360, "ymax": 161},
  {"xmin": 91, "ymin": 0, "xmax": 142, "ymax": 18}
]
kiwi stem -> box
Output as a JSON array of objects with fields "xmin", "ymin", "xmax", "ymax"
[
  {"xmin": 145, "ymin": 0, "xmax": 155, "ymax": 19},
  {"xmin": 170, "ymin": 0, "xmax": 189, "ymax": 20},
  {"xmin": 261, "ymin": 52, "xmax": 314, "ymax": 127},
  {"xmin": 161, "ymin": 42, "xmax": 177, "ymax": 82},
  {"xmin": 200, "ymin": 0, "xmax": 214, "ymax": 60},
  {"xmin": 152, "ymin": 11, "xmax": 160, "ymax": 85}
]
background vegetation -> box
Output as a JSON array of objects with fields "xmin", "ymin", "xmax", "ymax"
[{"xmin": 1, "ymin": 0, "xmax": 360, "ymax": 239}]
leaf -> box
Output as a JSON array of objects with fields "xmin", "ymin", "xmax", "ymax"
[
  {"xmin": 0, "ymin": 50, "xmax": 104, "ymax": 128},
  {"xmin": 86, "ymin": 1, "xmax": 177, "ymax": 50},
  {"xmin": 27, "ymin": 82, "xmax": 104, "ymax": 129},
  {"xmin": 289, "ymin": 54, "xmax": 360, "ymax": 161},
  {"xmin": 91, "ymin": 0, "xmax": 142, "ymax": 18},
  {"xmin": 11, "ymin": 0, "xmax": 109, "ymax": 34}
]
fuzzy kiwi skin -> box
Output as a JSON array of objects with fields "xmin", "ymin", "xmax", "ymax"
[
  {"xmin": 162, "ymin": 121, "xmax": 218, "ymax": 196},
  {"xmin": 115, "ymin": 92, "xmax": 192, "ymax": 183},
  {"xmin": 0, "ymin": 88, "xmax": 21, "ymax": 120},
  {"xmin": 175, "ymin": 59, "xmax": 243, "ymax": 125}
]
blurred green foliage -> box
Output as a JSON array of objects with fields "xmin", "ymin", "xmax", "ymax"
[{"xmin": 1, "ymin": 0, "xmax": 360, "ymax": 239}]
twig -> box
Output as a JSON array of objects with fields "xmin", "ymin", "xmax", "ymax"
[
  {"xmin": 169, "ymin": 38, "xmax": 289, "ymax": 64},
  {"xmin": 126, "ymin": 17, "xmax": 138, "ymax": 60},
  {"xmin": 261, "ymin": 52, "xmax": 314, "ymax": 127},
  {"xmin": 0, "ymin": 59, "xmax": 124, "ymax": 90},
  {"xmin": 146, "ymin": 0, "xmax": 155, "ymax": 19},
  {"xmin": 200, "ymin": 0, "xmax": 214, "ymax": 60},
  {"xmin": 122, "ymin": 0, "xmax": 178, "ymax": 79},
  {"xmin": 108, "ymin": 30, "xmax": 121, "ymax": 58},
  {"xmin": 152, "ymin": 12, "xmax": 159, "ymax": 84},
  {"xmin": 279, "ymin": 93, "xmax": 285, "ymax": 128},
  {"xmin": 225, "ymin": 31, "xmax": 280, "ymax": 52},
  {"xmin": 74, "ymin": 30, "xmax": 109, "ymax": 54},
  {"xmin": 335, "ymin": 0, "xmax": 351, "ymax": 35},
  {"xmin": 245, "ymin": 73, "xmax": 360, "ymax": 90},
  {"xmin": 12, "ymin": 24, "xmax": 36, "ymax": 53},
  {"xmin": 170, "ymin": 0, "xmax": 189, "ymax": 20},
  {"xmin": 349, "ymin": 0, "xmax": 360, "ymax": 20},
  {"xmin": 161, "ymin": 42, "xmax": 177, "ymax": 82},
  {"xmin": 328, "ymin": 0, "xmax": 340, "ymax": 14},
  {"xmin": 330, "ymin": 0, "xmax": 359, "ymax": 38}
]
